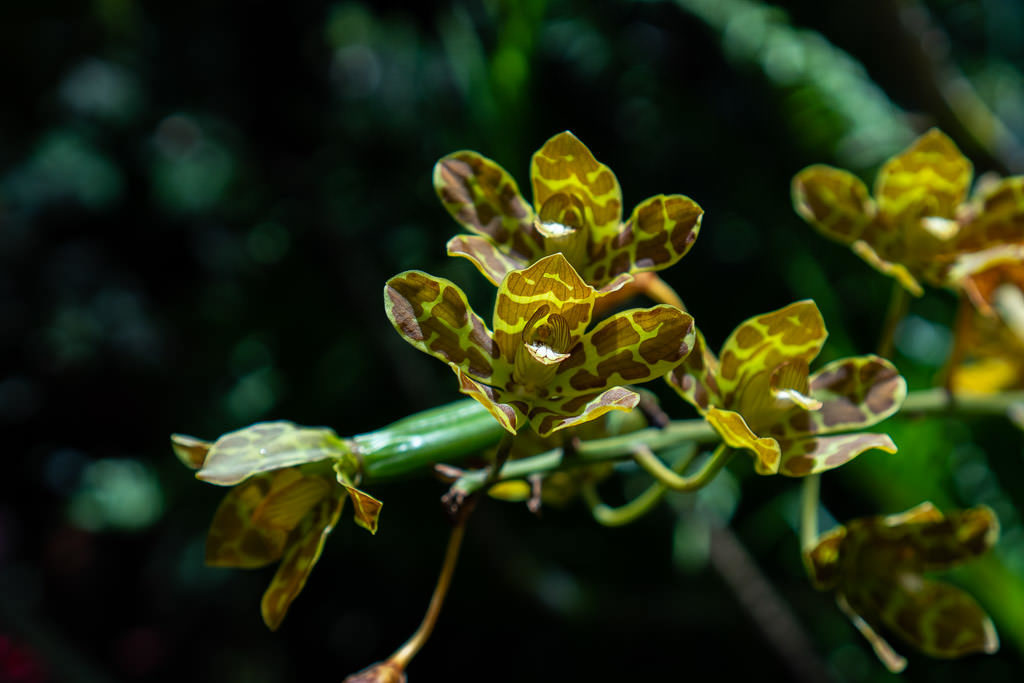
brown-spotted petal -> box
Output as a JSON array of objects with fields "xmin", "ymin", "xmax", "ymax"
[
  {"xmin": 206, "ymin": 473, "xmax": 288, "ymax": 568},
  {"xmin": 866, "ymin": 504, "xmax": 1000, "ymax": 573},
  {"xmin": 385, "ymin": 270, "xmax": 506, "ymax": 385},
  {"xmin": 196, "ymin": 421, "xmax": 351, "ymax": 486},
  {"xmin": 955, "ymin": 176, "xmax": 1024, "ymax": 254},
  {"xmin": 875, "ymin": 128, "xmax": 973, "ymax": 226},
  {"xmin": 547, "ymin": 305, "xmax": 694, "ymax": 398},
  {"xmin": 848, "ymin": 575, "xmax": 998, "ymax": 661},
  {"xmin": 530, "ymin": 386, "xmax": 640, "ymax": 438},
  {"xmin": 666, "ymin": 328, "xmax": 721, "ymax": 414},
  {"xmin": 492, "ymin": 253, "xmax": 596, "ymax": 362},
  {"xmin": 531, "ymin": 131, "xmax": 623, "ymax": 239},
  {"xmin": 716, "ymin": 300, "xmax": 827, "ymax": 404},
  {"xmin": 446, "ymin": 234, "xmax": 530, "ymax": 286},
  {"xmin": 434, "ymin": 150, "xmax": 542, "ymax": 262},
  {"xmin": 776, "ymin": 355, "xmax": 907, "ymax": 437},
  {"xmin": 261, "ymin": 493, "xmax": 345, "ymax": 631},
  {"xmin": 776, "ymin": 433, "xmax": 897, "ymax": 477},
  {"xmin": 450, "ymin": 363, "xmax": 525, "ymax": 434},
  {"xmin": 705, "ymin": 406, "xmax": 781, "ymax": 475},
  {"xmin": 585, "ymin": 194, "xmax": 703, "ymax": 288},
  {"xmin": 792, "ymin": 165, "xmax": 875, "ymax": 245}
]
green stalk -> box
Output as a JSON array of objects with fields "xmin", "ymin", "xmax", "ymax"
[{"xmin": 582, "ymin": 444, "xmax": 698, "ymax": 527}]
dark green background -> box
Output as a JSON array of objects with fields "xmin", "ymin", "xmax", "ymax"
[{"xmin": 2, "ymin": 1, "xmax": 1023, "ymax": 681}]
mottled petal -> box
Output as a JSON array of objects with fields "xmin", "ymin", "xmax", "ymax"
[
  {"xmin": 875, "ymin": 129, "xmax": 973, "ymax": 226},
  {"xmin": 531, "ymin": 131, "xmax": 622, "ymax": 239},
  {"xmin": 171, "ymin": 433, "xmax": 211, "ymax": 469},
  {"xmin": 955, "ymin": 176, "xmax": 1024, "ymax": 254},
  {"xmin": 666, "ymin": 328, "xmax": 721, "ymax": 414},
  {"xmin": 585, "ymin": 194, "xmax": 702, "ymax": 288},
  {"xmin": 705, "ymin": 407, "xmax": 781, "ymax": 475},
  {"xmin": 530, "ymin": 386, "xmax": 639, "ymax": 437},
  {"xmin": 341, "ymin": 482, "xmax": 383, "ymax": 535},
  {"xmin": 548, "ymin": 305, "xmax": 694, "ymax": 398},
  {"xmin": 792, "ymin": 165, "xmax": 875, "ymax": 244},
  {"xmin": 716, "ymin": 300, "xmax": 827, "ymax": 404},
  {"xmin": 197, "ymin": 422, "xmax": 351, "ymax": 486},
  {"xmin": 261, "ymin": 493, "xmax": 345, "ymax": 631},
  {"xmin": 836, "ymin": 593, "xmax": 908, "ymax": 673},
  {"xmin": 450, "ymin": 364, "xmax": 525, "ymax": 434},
  {"xmin": 851, "ymin": 239, "xmax": 924, "ymax": 296},
  {"xmin": 446, "ymin": 234, "xmax": 529, "ymax": 286},
  {"xmin": 206, "ymin": 473, "xmax": 288, "ymax": 568},
  {"xmin": 851, "ymin": 576, "xmax": 998, "ymax": 661},
  {"xmin": 493, "ymin": 253, "xmax": 596, "ymax": 361},
  {"xmin": 777, "ymin": 433, "xmax": 897, "ymax": 477},
  {"xmin": 434, "ymin": 150, "xmax": 542, "ymax": 261},
  {"xmin": 384, "ymin": 270, "xmax": 506, "ymax": 385},
  {"xmin": 775, "ymin": 355, "xmax": 907, "ymax": 437}
]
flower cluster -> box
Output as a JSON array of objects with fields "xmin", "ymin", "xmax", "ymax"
[
  {"xmin": 667, "ymin": 300, "xmax": 906, "ymax": 476},
  {"xmin": 793, "ymin": 129, "xmax": 1024, "ymax": 296}
]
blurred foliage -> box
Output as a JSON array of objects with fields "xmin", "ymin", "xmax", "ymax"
[{"xmin": 2, "ymin": 0, "xmax": 1024, "ymax": 681}]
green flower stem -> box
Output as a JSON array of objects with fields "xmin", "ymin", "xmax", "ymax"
[
  {"xmin": 582, "ymin": 444, "xmax": 697, "ymax": 527},
  {"xmin": 799, "ymin": 473, "xmax": 821, "ymax": 551},
  {"xmin": 877, "ymin": 279, "xmax": 912, "ymax": 359},
  {"xmin": 354, "ymin": 388, "xmax": 1024, "ymax": 486},
  {"xmin": 632, "ymin": 442, "xmax": 732, "ymax": 492},
  {"xmin": 449, "ymin": 419, "xmax": 720, "ymax": 496}
]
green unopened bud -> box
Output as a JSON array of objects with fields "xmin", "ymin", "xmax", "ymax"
[{"xmin": 343, "ymin": 660, "xmax": 406, "ymax": 683}]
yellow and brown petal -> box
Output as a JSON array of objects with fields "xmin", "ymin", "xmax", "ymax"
[
  {"xmin": 385, "ymin": 253, "xmax": 694, "ymax": 437},
  {"xmin": 436, "ymin": 131, "xmax": 702, "ymax": 292},
  {"xmin": 667, "ymin": 301, "xmax": 905, "ymax": 476},
  {"xmin": 804, "ymin": 503, "xmax": 999, "ymax": 668}
]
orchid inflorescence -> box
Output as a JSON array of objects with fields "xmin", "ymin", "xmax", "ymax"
[{"xmin": 172, "ymin": 129, "xmax": 1024, "ymax": 678}]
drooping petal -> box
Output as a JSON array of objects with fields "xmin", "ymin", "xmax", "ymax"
[
  {"xmin": 434, "ymin": 150, "xmax": 542, "ymax": 262},
  {"xmin": 450, "ymin": 364, "xmax": 526, "ymax": 434},
  {"xmin": 666, "ymin": 328, "xmax": 721, "ymax": 414},
  {"xmin": 716, "ymin": 300, "xmax": 827, "ymax": 405},
  {"xmin": 446, "ymin": 234, "xmax": 530, "ymax": 286},
  {"xmin": 771, "ymin": 355, "xmax": 906, "ymax": 437},
  {"xmin": 530, "ymin": 386, "xmax": 640, "ymax": 437},
  {"xmin": 851, "ymin": 239, "xmax": 925, "ymax": 296},
  {"xmin": 341, "ymin": 482, "xmax": 383, "ymax": 535},
  {"xmin": 847, "ymin": 575, "xmax": 998, "ymax": 661},
  {"xmin": 384, "ymin": 270, "xmax": 507, "ymax": 385},
  {"xmin": 251, "ymin": 471, "xmax": 332, "ymax": 531},
  {"xmin": 705, "ymin": 407, "xmax": 781, "ymax": 475},
  {"xmin": 585, "ymin": 194, "xmax": 703, "ymax": 287},
  {"xmin": 261, "ymin": 493, "xmax": 346, "ymax": 631},
  {"xmin": 531, "ymin": 131, "xmax": 623, "ymax": 240},
  {"xmin": 875, "ymin": 129, "xmax": 973, "ymax": 227},
  {"xmin": 492, "ymin": 253, "xmax": 596, "ymax": 362},
  {"xmin": 197, "ymin": 422, "xmax": 352, "ymax": 486},
  {"xmin": 776, "ymin": 433, "xmax": 897, "ymax": 477},
  {"xmin": 206, "ymin": 473, "xmax": 288, "ymax": 568},
  {"xmin": 171, "ymin": 433, "xmax": 211, "ymax": 469},
  {"xmin": 792, "ymin": 165, "xmax": 875, "ymax": 245},
  {"xmin": 547, "ymin": 305, "xmax": 694, "ymax": 398}
]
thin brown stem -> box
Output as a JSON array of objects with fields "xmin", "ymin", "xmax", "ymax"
[{"xmin": 877, "ymin": 280, "xmax": 911, "ymax": 359}]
